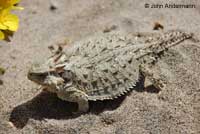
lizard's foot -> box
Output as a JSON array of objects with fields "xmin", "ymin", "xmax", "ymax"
[{"xmin": 140, "ymin": 65, "xmax": 166, "ymax": 91}]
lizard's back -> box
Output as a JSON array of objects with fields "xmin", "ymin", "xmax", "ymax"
[{"xmin": 57, "ymin": 30, "xmax": 194, "ymax": 100}]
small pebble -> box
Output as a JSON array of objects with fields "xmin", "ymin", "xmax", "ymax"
[
  {"xmin": 103, "ymin": 25, "xmax": 118, "ymax": 33},
  {"xmin": 50, "ymin": 0, "xmax": 59, "ymax": 11},
  {"xmin": 153, "ymin": 22, "xmax": 164, "ymax": 30},
  {"xmin": 0, "ymin": 67, "xmax": 5, "ymax": 75}
]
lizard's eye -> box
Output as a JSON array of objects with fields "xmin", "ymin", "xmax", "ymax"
[
  {"xmin": 38, "ymin": 73, "xmax": 48, "ymax": 77},
  {"xmin": 59, "ymin": 71, "xmax": 72, "ymax": 82}
]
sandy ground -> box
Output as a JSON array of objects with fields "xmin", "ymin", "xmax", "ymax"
[{"xmin": 0, "ymin": 0, "xmax": 200, "ymax": 134}]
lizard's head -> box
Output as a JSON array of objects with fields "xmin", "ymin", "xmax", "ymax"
[
  {"xmin": 27, "ymin": 54, "xmax": 73, "ymax": 92},
  {"xmin": 28, "ymin": 61, "xmax": 55, "ymax": 85}
]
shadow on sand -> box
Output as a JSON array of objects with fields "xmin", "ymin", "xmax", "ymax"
[
  {"xmin": 9, "ymin": 91, "xmax": 127, "ymax": 129},
  {"xmin": 9, "ymin": 75, "xmax": 160, "ymax": 129}
]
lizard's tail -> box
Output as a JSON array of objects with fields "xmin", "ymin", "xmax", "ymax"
[{"xmin": 135, "ymin": 30, "xmax": 197, "ymax": 60}]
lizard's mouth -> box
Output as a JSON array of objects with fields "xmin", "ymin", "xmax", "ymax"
[{"xmin": 27, "ymin": 72, "xmax": 48, "ymax": 85}]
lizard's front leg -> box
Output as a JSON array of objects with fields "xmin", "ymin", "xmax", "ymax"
[{"xmin": 57, "ymin": 86, "xmax": 89, "ymax": 113}]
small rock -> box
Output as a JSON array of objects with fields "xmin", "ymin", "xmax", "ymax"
[
  {"xmin": 153, "ymin": 22, "xmax": 164, "ymax": 30},
  {"xmin": 100, "ymin": 113, "xmax": 118, "ymax": 125},
  {"xmin": 115, "ymin": 127, "xmax": 127, "ymax": 134},
  {"xmin": 50, "ymin": 0, "xmax": 59, "ymax": 11},
  {"xmin": 67, "ymin": 128, "xmax": 79, "ymax": 134},
  {"xmin": 103, "ymin": 25, "xmax": 118, "ymax": 33},
  {"xmin": 0, "ymin": 67, "xmax": 5, "ymax": 75}
]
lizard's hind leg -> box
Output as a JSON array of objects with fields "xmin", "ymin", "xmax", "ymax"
[{"xmin": 139, "ymin": 65, "xmax": 166, "ymax": 91}]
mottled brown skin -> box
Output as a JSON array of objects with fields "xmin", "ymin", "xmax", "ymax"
[{"xmin": 28, "ymin": 30, "xmax": 197, "ymax": 113}]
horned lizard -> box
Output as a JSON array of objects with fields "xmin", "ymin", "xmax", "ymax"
[{"xmin": 27, "ymin": 30, "xmax": 197, "ymax": 113}]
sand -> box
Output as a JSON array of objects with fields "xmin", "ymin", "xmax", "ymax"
[{"xmin": 0, "ymin": 0, "xmax": 200, "ymax": 134}]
